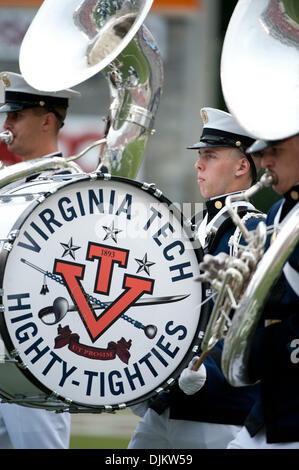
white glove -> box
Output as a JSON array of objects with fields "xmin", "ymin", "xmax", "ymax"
[{"xmin": 178, "ymin": 356, "xmax": 207, "ymax": 395}]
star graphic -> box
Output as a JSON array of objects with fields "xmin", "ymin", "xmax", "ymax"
[
  {"xmin": 102, "ymin": 221, "xmax": 122, "ymax": 243},
  {"xmin": 60, "ymin": 238, "xmax": 81, "ymax": 260},
  {"xmin": 135, "ymin": 253, "xmax": 155, "ymax": 276}
]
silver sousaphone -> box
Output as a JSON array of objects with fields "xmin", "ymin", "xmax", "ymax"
[
  {"xmin": 196, "ymin": 0, "xmax": 299, "ymax": 385},
  {"xmin": 4, "ymin": 0, "xmax": 163, "ymax": 182},
  {"xmin": 221, "ymin": 0, "xmax": 299, "ymax": 140}
]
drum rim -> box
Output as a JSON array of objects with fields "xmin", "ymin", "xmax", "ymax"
[{"xmin": 0, "ymin": 172, "xmax": 209, "ymax": 411}]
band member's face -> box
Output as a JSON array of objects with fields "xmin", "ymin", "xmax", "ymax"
[
  {"xmin": 3, "ymin": 108, "xmax": 47, "ymax": 160},
  {"xmin": 194, "ymin": 147, "xmax": 247, "ymax": 199},
  {"xmin": 260, "ymin": 135, "xmax": 299, "ymax": 195}
]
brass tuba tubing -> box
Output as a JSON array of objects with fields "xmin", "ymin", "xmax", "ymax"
[
  {"xmin": 0, "ymin": 156, "xmax": 83, "ymax": 191},
  {"xmin": 196, "ymin": 171, "xmax": 278, "ymax": 368},
  {"xmin": 225, "ymin": 170, "xmax": 277, "ymax": 244},
  {"xmin": 222, "ymin": 207, "xmax": 299, "ymax": 386}
]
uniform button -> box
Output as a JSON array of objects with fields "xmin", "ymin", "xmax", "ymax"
[
  {"xmin": 290, "ymin": 190, "xmax": 299, "ymax": 200},
  {"xmin": 214, "ymin": 200, "xmax": 223, "ymax": 209}
]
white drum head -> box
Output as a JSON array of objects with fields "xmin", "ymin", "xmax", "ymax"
[{"xmin": 0, "ymin": 175, "xmax": 206, "ymax": 411}]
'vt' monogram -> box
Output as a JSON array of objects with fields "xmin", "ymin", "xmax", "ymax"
[{"xmin": 54, "ymin": 242, "xmax": 154, "ymax": 342}]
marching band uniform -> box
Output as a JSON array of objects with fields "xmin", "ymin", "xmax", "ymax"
[
  {"xmin": 128, "ymin": 108, "xmax": 263, "ymax": 449},
  {"xmin": 228, "ymin": 137, "xmax": 299, "ymax": 449},
  {"xmin": 0, "ymin": 72, "xmax": 80, "ymax": 449}
]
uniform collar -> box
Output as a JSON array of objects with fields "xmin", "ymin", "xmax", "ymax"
[
  {"xmin": 284, "ymin": 183, "xmax": 299, "ymax": 202},
  {"xmin": 206, "ymin": 191, "xmax": 243, "ymax": 223},
  {"xmin": 280, "ymin": 184, "xmax": 299, "ymax": 221}
]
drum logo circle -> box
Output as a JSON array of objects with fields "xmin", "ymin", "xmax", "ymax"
[{"xmin": 2, "ymin": 179, "xmax": 202, "ymax": 407}]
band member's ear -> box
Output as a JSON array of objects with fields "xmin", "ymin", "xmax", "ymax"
[
  {"xmin": 41, "ymin": 110, "xmax": 56, "ymax": 132},
  {"xmin": 235, "ymin": 157, "xmax": 250, "ymax": 176}
]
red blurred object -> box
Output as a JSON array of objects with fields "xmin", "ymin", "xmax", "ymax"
[{"xmin": 0, "ymin": 142, "xmax": 22, "ymax": 166}]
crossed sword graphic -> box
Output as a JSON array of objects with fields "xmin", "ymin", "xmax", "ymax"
[{"xmin": 21, "ymin": 258, "xmax": 189, "ymax": 339}]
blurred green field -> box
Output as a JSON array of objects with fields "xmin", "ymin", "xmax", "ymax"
[
  {"xmin": 70, "ymin": 435, "xmax": 130, "ymax": 449},
  {"xmin": 69, "ymin": 409, "xmax": 138, "ymax": 449}
]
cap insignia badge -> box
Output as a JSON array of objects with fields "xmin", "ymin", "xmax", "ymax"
[
  {"xmin": 201, "ymin": 109, "xmax": 208, "ymax": 124},
  {"xmin": 2, "ymin": 74, "xmax": 11, "ymax": 88}
]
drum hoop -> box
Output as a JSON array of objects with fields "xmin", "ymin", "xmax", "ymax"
[{"xmin": 0, "ymin": 173, "xmax": 208, "ymax": 411}]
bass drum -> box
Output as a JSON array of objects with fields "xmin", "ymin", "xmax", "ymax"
[{"xmin": 0, "ymin": 173, "xmax": 207, "ymax": 412}]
